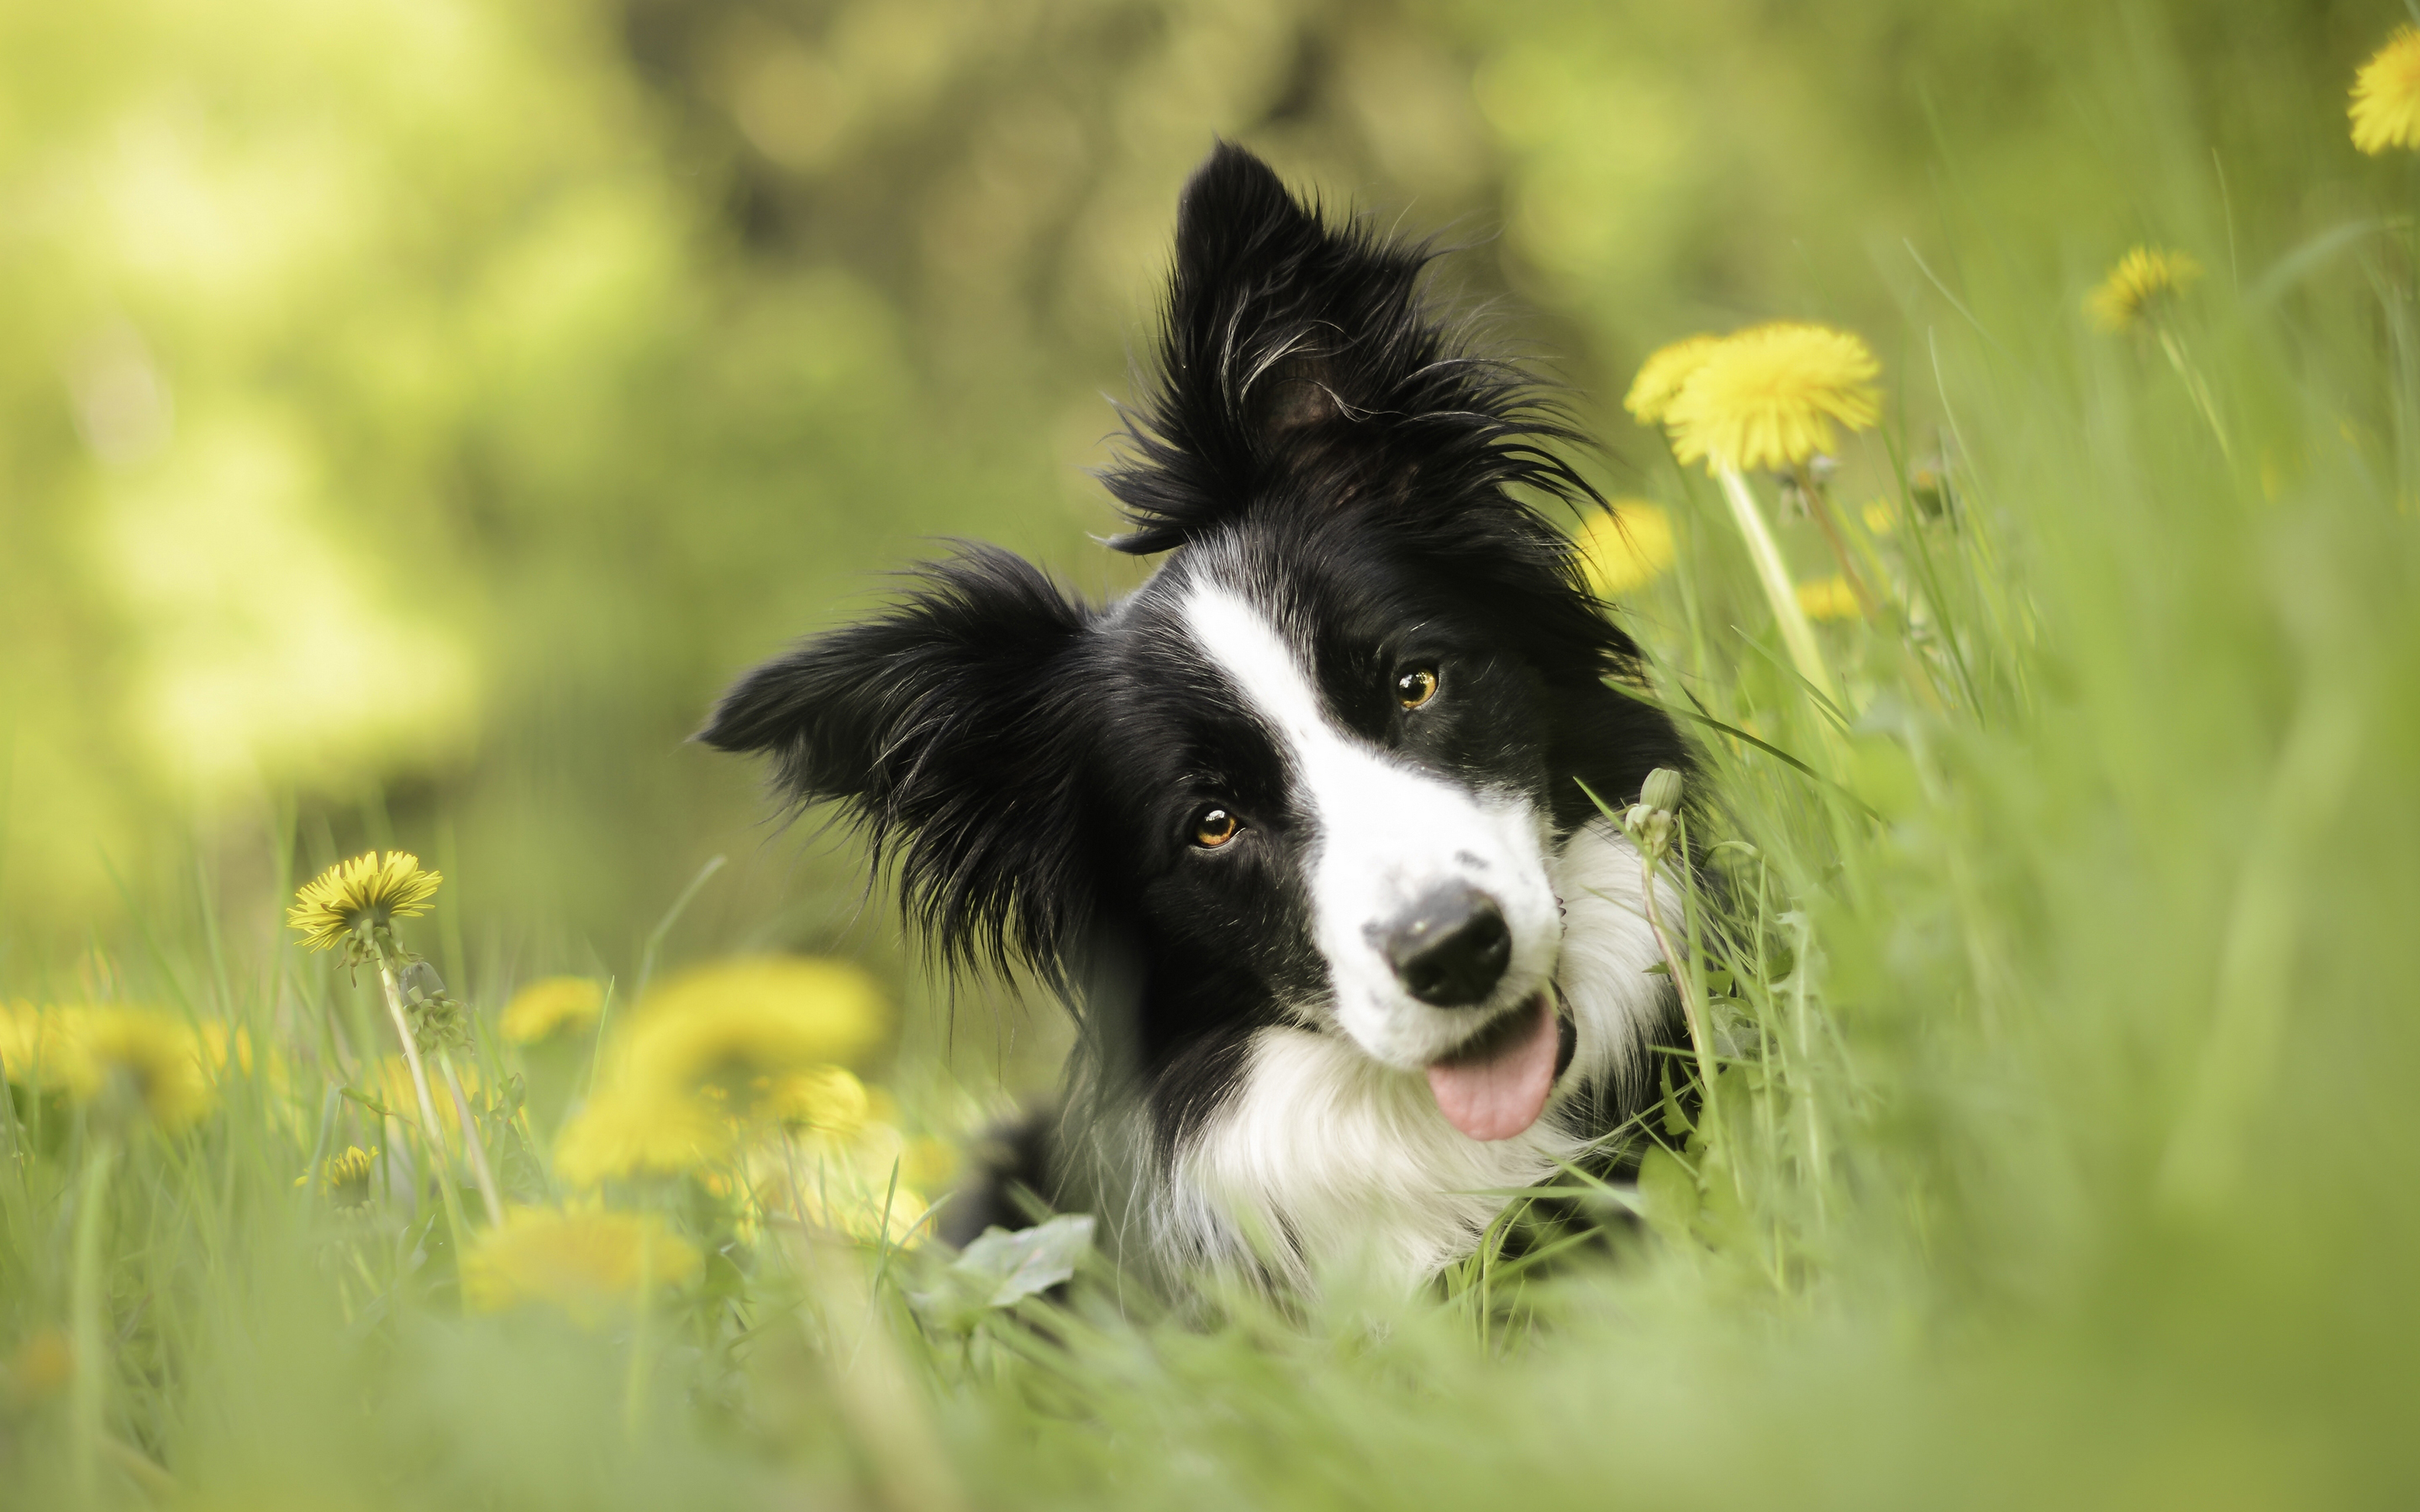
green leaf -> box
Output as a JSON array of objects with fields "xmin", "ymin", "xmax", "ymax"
[{"xmin": 952, "ymin": 1213, "xmax": 1097, "ymax": 1308}]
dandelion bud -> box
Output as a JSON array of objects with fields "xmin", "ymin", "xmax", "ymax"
[
  {"xmin": 398, "ymin": 960, "xmax": 447, "ymax": 1006},
  {"xmin": 1641, "ymin": 767, "xmax": 1684, "ymax": 813}
]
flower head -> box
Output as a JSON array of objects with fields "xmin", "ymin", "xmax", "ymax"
[
  {"xmin": 287, "ymin": 852, "xmax": 442, "ymax": 952},
  {"xmin": 1797, "ymin": 575, "xmax": 1863, "ymax": 622},
  {"xmin": 1665, "ymin": 323, "xmax": 1882, "ymax": 475},
  {"xmin": 1623, "ymin": 335, "xmax": 1723, "ymax": 426},
  {"xmin": 554, "ymin": 1083, "xmax": 734, "ymax": 1185},
  {"xmin": 81, "ymin": 1008, "xmax": 214, "ymax": 1130},
  {"xmin": 1573, "ymin": 502, "xmax": 1676, "ymax": 598},
  {"xmin": 298, "ymin": 1145, "xmax": 381, "ymax": 1211},
  {"xmin": 499, "ymin": 977, "xmax": 606, "ymax": 1045},
  {"xmin": 2352, "ymin": 27, "xmax": 2420, "ymax": 155},
  {"xmin": 555, "ymin": 958, "xmax": 887, "ymax": 1185},
  {"xmin": 0, "ymin": 1002, "xmax": 79, "ymax": 1095},
  {"xmin": 461, "ymin": 1207, "xmax": 700, "ymax": 1325},
  {"xmin": 2, "ymin": 1006, "xmax": 215, "ymax": 1131},
  {"xmin": 2088, "ymin": 247, "xmax": 2202, "ymax": 333},
  {"xmin": 625, "ymin": 957, "xmax": 884, "ymax": 1109}
]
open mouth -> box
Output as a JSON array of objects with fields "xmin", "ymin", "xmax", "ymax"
[{"xmin": 1423, "ymin": 990, "xmax": 1571, "ymax": 1142}]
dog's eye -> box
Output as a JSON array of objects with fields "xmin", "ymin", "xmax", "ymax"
[
  {"xmin": 1395, "ymin": 667, "xmax": 1439, "ymax": 710},
  {"xmin": 1191, "ymin": 806, "xmax": 1241, "ymax": 849}
]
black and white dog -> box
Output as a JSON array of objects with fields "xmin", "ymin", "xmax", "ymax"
[{"xmin": 702, "ymin": 144, "xmax": 1687, "ymax": 1292}]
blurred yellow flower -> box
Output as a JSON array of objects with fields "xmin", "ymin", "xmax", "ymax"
[
  {"xmin": 1796, "ymin": 575, "xmax": 1864, "ymax": 622},
  {"xmin": 554, "ymin": 1083, "xmax": 734, "ymax": 1185},
  {"xmin": 461, "ymin": 1208, "xmax": 700, "ymax": 1325},
  {"xmin": 2351, "ymin": 27, "xmax": 2420, "ymax": 154},
  {"xmin": 635, "ymin": 957, "xmax": 882, "ymax": 1058},
  {"xmin": 287, "ymin": 852, "xmax": 442, "ymax": 952},
  {"xmin": 623, "ymin": 957, "xmax": 884, "ymax": 1107},
  {"xmin": 1861, "ymin": 500, "xmax": 1897, "ymax": 535},
  {"xmin": 555, "ymin": 957, "xmax": 890, "ymax": 1185},
  {"xmin": 0, "ymin": 1001, "xmax": 80, "ymax": 1093},
  {"xmin": 82, "ymin": 1008, "xmax": 216, "ymax": 1130},
  {"xmin": 499, "ymin": 976, "xmax": 606, "ymax": 1044},
  {"xmin": 1623, "ymin": 334, "xmax": 1722, "ymax": 426},
  {"xmin": 297, "ymin": 1145, "xmax": 381, "ymax": 1211},
  {"xmin": 1665, "ymin": 323, "xmax": 1882, "ymax": 475},
  {"xmin": 1573, "ymin": 503, "xmax": 1676, "ymax": 597},
  {"xmin": 2087, "ymin": 247, "xmax": 2202, "ymax": 333},
  {"xmin": 750, "ymin": 1118, "xmax": 933, "ymax": 1247},
  {"xmin": 760, "ymin": 1063, "xmax": 873, "ymax": 1134},
  {"xmin": 3, "ymin": 1005, "xmax": 214, "ymax": 1131}
]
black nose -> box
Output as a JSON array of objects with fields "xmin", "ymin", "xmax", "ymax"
[{"xmin": 1378, "ymin": 885, "xmax": 1512, "ymax": 1006}]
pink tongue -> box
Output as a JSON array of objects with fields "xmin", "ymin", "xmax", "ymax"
[{"xmin": 1424, "ymin": 993, "xmax": 1560, "ymax": 1142}]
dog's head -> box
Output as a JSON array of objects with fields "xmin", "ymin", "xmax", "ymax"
[{"xmin": 702, "ymin": 144, "xmax": 1681, "ymax": 1147}]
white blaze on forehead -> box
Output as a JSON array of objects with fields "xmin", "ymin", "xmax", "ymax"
[{"xmin": 1176, "ymin": 579, "xmax": 1562, "ymax": 1070}]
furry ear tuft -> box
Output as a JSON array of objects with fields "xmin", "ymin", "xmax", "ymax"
[
  {"xmin": 697, "ymin": 546, "xmax": 1096, "ymax": 979},
  {"xmin": 1102, "ymin": 141, "xmax": 1594, "ymax": 555}
]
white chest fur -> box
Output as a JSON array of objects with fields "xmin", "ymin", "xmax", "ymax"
[{"xmin": 1154, "ymin": 822, "xmax": 1673, "ymax": 1290}]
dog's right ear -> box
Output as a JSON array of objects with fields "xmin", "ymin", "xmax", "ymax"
[{"xmin": 697, "ymin": 545, "xmax": 1094, "ymax": 979}]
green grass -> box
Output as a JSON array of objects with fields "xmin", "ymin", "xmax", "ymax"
[{"xmin": 9, "ymin": 67, "xmax": 2420, "ymax": 1512}]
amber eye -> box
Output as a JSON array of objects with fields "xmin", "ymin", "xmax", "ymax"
[
  {"xmin": 1396, "ymin": 666, "xmax": 1439, "ymax": 710},
  {"xmin": 1192, "ymin": 806, "xmax": 1241, "ymax": 849}
]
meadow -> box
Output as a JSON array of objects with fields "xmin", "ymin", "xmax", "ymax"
[{"xmin": 6, "ymin": 4, "xmax": 2420, "ymax": 1509}]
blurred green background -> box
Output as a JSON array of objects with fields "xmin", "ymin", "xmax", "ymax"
[{"xmin": 0, "ymin": 0, "xmax": 2385, "ymax": 1021}]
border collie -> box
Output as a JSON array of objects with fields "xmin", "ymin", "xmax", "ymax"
[{"xmin": 702, "ymin": 144, "xmax": 1686, "ymax": 1294}]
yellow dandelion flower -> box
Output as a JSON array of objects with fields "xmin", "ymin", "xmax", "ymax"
[
  {"xmin": 554, "ymin": 1083, "xmax": 734, "ymax": 1185},
  {"xmin": 461, "ymin": 1207, "xmax": 701, "ymax": 1325},
  {"xmin": 627, "ymin": 956, "xmax": 886, "ymax": 1101},
  {"xmin": 2087, "ymin": 247, "xmax": 2202, "ymax": 333},
  {"xmin": 760, "ymin": 1063, "xmax": 872, "ymax": 1135},
  {"xmin": 287, "ymin": 852, "xmax": 442, "ymax": 952},
  {"xmin": 1860, "ymin": 499, "xmax": 1897, "ymax": 535},
  {"xmin": 2352, "ymin": 27, "xmax": 2420, "ymax": 154},
  {"xmin": 34, "ymin": 1007, "xmax": 215, "ymax": 1131},
  {"xmin": 1665, "ymin": 323, "xmax": 1882, "ymax": 475},
  {"xmin": 901, "ymin": 1134, "xmax": 960, "ymax": 1192},
  {"xmin": 297, "ymin": 1145, "xmax": 381, "ymax": 1210},
  {"xmin": 1573, "ymin": 502, "xmax": 1676, "ymax": 598},
  {"xmin": 1623, "ymin": 334, "xmax": 1723, "ymax": 426},
  {"xmin": 499, "ymin": 977, "xmax": 606, "ymax": 1044},
  {"xmin": 0, "ymin": 1002, "xmax": 91, "ymax": 1096},
  {"xmin": 1796, "ymin": 575, "xmax": 1864, "ymax": 622},
  {"xmin": 748, "ymin": 1120, "xmax": 932, "ymax": 1247}
]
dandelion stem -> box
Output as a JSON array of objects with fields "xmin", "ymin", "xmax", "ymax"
[
  {"xmin": 1792, "ymin": 462, "xmax": 1881, "ymax": 619},
  {"xmin": 70, "ymin": 1137, "xmax": 116, "ymax": 1508},
  {"xmin": 437, "ymin": 1049, "xmax": 506, "ymax": 1227},
  {"xmin": 623, "ymin": 1231, "xmax": 654, "ymax": 1436},
  {"xmin": 373, "ymin": 947, "xmax": 476, "ymax": 1254},
  {"xmin": 1716, "ymin": 464, "xmax": 1838, "ymax": 705},
  {"xmin": 2156, "ymin": 325, "xmax": 2234, "ymax": 460}
]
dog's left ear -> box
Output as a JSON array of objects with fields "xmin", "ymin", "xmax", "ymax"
[{"xmin": 1103, "ymin": 142, "xmax": 1588, "ymax": 554}]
